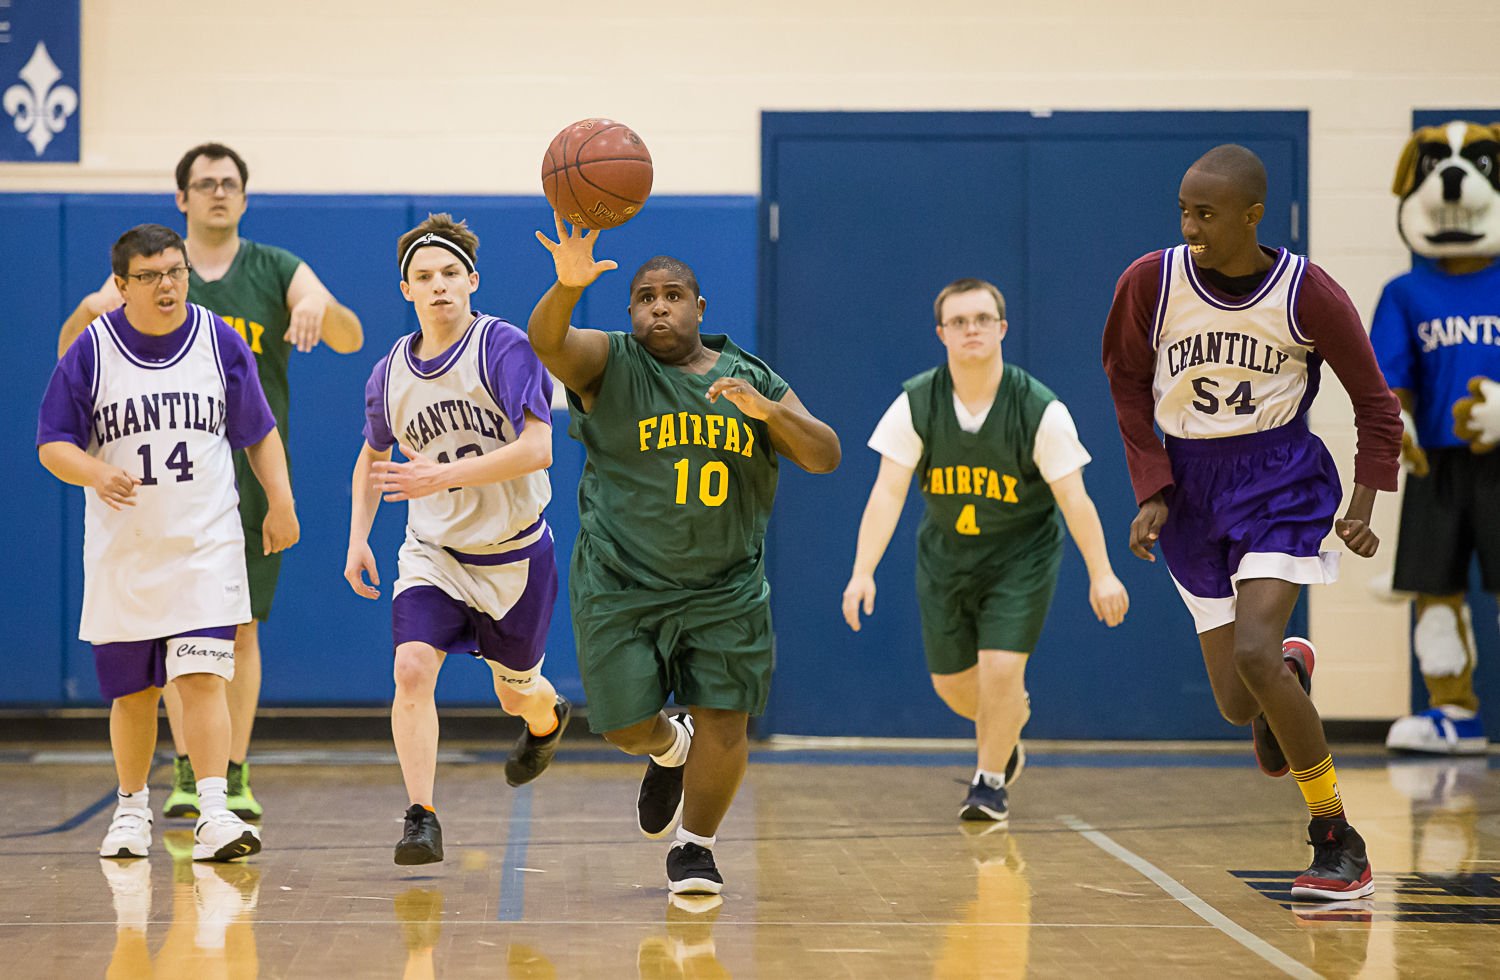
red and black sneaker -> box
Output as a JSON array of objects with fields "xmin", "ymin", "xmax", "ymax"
[
  {"xmin": 1292, "ymin": 818, "xmax": 1374, "ymax": 901},
  {"xmin": 1251, "ymin": 638, "xmax": 1317, "ymax": 777}
]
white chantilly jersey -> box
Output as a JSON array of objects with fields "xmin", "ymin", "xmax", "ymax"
[
  {"xmin": 81, "ymin": 306, "xmax": 249, "ymax": 642},
  {"xmin": 382, "ymin": 316, "xmax": 551, "ymax": 550},
  {"xmin": 1151, "ymin": 245, "xmax": 1315, "ymax": 438}
]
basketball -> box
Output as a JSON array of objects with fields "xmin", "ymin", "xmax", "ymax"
[{"xmin": 541, "ymin": 119, "xmax": 654, "ymax": 230}]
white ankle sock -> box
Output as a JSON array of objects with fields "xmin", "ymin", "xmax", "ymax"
[
  {"xmin": 676, "ymin": 827, "xmax": 715, "ymax": 849},
  {"xmin": 975, "ymin": 768, "xmax": 1005, "ymax": 790},
  {"xmin": 117, "ymin": 787, "xmax": 149, "ymax": 811},
  {"xmin": 197, "ymin": 776, "xmax": 229, "ymax": 816},
  {"xmin": 650, "ymin": 716, "xmax": 691, "ymax": 767}
]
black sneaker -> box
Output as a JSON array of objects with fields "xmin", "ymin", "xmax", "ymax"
[
  {"xmin": 667, "ymin": 842, "xmax": 723, "ymax": 895},
  {"xmin": 1252, "ymin": 638, "xmax": 1316, "ymax": 778},
  {"xmin": 1291, "ymin": 818, "xmax": 1374, "ymax": 901},
  {"xmin": 394, "ymin": 805, "xmax": 444, "ymax": 866},
  {"xmin": 959, "ymin": 778, "xmax": 1009, "ymax": 823},
  {"xmin": 639, "ymin": 715, "xmax": 693, "ymax": 839},
  {"xmin": 1004, "ymin": 742, "xmax": 1026, "ymax": 787},
  {"xmin": 506, "ymin": 695, "xmax": 572, "ymax": 787}
]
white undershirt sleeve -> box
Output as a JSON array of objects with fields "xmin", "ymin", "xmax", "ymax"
[
  {"xmin": 1033, "ymin": 400, "xmax": 1092, "ymax": 482},
  {"xmin": 867, "ymin": 391, "xmax": 924, "ymax": 468}
]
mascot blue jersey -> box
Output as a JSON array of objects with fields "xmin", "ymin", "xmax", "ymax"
[{"xmin": 1370, "ymin": 258, "xmax": 1500, "ymax": 449}]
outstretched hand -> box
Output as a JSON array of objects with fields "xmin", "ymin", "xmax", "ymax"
[
  {"xmin": 535, "ymin": 214, "xmax": 618, "ymax": 289},
  {"xmin": 706, "ymin": 377, "xmax": 774, "ymax": 420},
  {"xmin": 1129, "ymin": 494, "xmax": 1168, "ymax": 561}
]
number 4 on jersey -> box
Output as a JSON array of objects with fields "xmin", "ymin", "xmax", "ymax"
[
  {"xmin": 1190, "ymin": 377, "xmax": 1256, "ymax": 416},
  {"xmin": 955, "ymin": 503, "xmax": 980, "ymax": 536}
]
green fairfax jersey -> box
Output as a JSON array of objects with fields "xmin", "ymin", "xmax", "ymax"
[
  {"xmin": 189, "ymin": 238, "xmax": 302, "ymax": 436},
  {"xmin": 567, "ymin": 332, "xmax": 790, "ymax": 591},
  {"xmin": 906, "ymin": 362, "xmax": 1062, "ymax": 558}
]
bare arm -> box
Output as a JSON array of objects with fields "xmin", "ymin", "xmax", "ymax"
[
  {"xmin": 705, "ymin": 382, "xmax": 842, "ymax": 474},
  {"xmin": 284, "ymin": 263, "xmax": 363, "ymax": 354},
  {"xmin": 370, "ymin": 411, "xmax": 553, "ymax": 501},
  {"xmin": 841, "ymin": 455, "xmax": 915, "ymax": 631},
  {"xmin": 57, "ymin": 277, "xmax": 121, "ymax": 359},
  {"xmin": 242, "ymin": 428, "xmax": 300, "ymax": 554},
  {"xmin": 345, "ymin": 441, "xmax": 391, "ymax": 599},
  {"xmin": 1049, "ymin": 468, "xmax": 1129, "ymax": 626},
  {"xmin": 38, "ymin": 441, "xmax": 140, "ymax": 510},
  {"xmin": 529, "ymin": 216, "xmax": 615, "ymax": 408}
]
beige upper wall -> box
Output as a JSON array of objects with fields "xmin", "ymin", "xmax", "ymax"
[{"xmin": 7, "ymin": 0, "xmax": 1498, "ymax": 715}]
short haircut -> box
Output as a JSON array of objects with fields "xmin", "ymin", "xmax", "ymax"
[
  {"xmin": 933, "ymin": 277, "xmax": 1006, "ymax": 324},
  {"xmin": 630, "ymin": 255, "xmax": 700, "ymax": 299},
  {"xmin": 397, "ymin": 213, "xmax": 479, "ymax": 278},
  {"xmin": 1188, "ymin": 144, "xmax": 1268, "ymax": 208},
  {"xmin": 111, "ymin": 224, "xmax": 187, "ymax": 277},
  {"xmin": 175, "ymin": 142, "xmax": 249, "ymax": 191}
]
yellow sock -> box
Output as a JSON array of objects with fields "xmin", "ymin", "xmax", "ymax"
[{"xmin": 1291, "ymin": 755, "xmax": 1344, "ymax": 820}]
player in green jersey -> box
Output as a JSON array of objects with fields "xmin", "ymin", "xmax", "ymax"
[
  {"xmin": 842, "ymin": 278, "xmax": 1129, "ymax": 824},
  {"xmin": 57, "ymin": 143, "xmax": 363, "ymax": 823},
  {"xmin": 528, "ymin": 216, "xmax": 840, "ymax": 895}
]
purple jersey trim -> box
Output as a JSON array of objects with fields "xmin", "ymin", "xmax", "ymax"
[
  {"xmin": 1150, "ymin": 248, "xmax": 1174, "ymax": 349},
  {"xmin": 381, "ymin": 348, "xmax": 398, "ymax": 449},
  {"xmin": 206, "ymin": 307, "xmax": 229, "ymax": 393},
  {"xmin": 402, "ymin": 317, "xmax": 481, "ymax": 380},
  {"xmin": 1285, "ymin": 255, "xmax": 1313, "ymax": 346},
  {"xmin": 476, "ymin": 317, "xmax": 503, "ymax": 412},
  {"xmin": 1184, "ymin": 247, "xmax": 1292, "ymax": 311},
  {"xmin": 443, "ymin": 520, "xmax": 551, "ymax": 565},
  {"xmin": 101, "ymin": 305, "xmax": 201, "ymax": 371}
]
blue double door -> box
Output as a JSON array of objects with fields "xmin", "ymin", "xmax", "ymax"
[{"xmin": 759, "ymin": 111, "xmax": 1308, "ymax": 739}]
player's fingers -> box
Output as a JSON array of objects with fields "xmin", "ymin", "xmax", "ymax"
[
  {"xmin": 383, "ymin": 491, "xmax": 409, "ymax": 502},
  {"xmin": 368, "ymin": 561, "xmax": 380, "ymax": 586},
  {"xmin": 595, "ymin": 260, "xmax": 617, "ymax": 274},
  {"xmin": 583, "ymin": 226, "xmax": 599, "ymax": 243},
  {"xmin": 535, "ymin": 229, "xmax": 559, "ymax": 253},
  {"xmin": 554, "ymin": 213, "xmax": 567, "ymax": 241},
  {"xmin": 863, "ymin": 591, "xmax": 874, "ymax": 615}
]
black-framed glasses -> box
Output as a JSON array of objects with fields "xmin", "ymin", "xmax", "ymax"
[
  {"xmin": 187, "ymin": 177, "xmax": 243, "ymax": 195},
  {"xmin": 123, "ymin": 266, "xmax": 192, "ymax": 287},
  {"xmin": 941, "ymin": 314, "xmax": 1002, "ymax": 331}
]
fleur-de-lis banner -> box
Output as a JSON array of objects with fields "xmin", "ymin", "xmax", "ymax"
[{"xmin": 1, "ymin": 0, "xmax": 80, "ymax": 162}]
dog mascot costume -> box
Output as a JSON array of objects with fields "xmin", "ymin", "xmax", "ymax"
[{"xmin": 1371, "ymin": 121, "xmax": 1500, "ymax": 754}]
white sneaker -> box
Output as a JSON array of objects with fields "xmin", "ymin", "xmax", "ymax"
[
  {"xmin": 100, "ymin": 806, "xmax": 152, "ymax": 859},
  {"xmin": 192, "ymin": 810, "xmax": 261, "ymax": 862}
]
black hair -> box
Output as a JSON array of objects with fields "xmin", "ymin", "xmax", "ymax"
[
  {"xmin": 1189, "ymin": 144, "xmax": 1268, "ymax": 207},
  {"xmin": 630, "ymin": 255, "xmax": 700, "ymax": 299},
  {"xmin": 175, "ymin": 142, "xmax": 249, "ymax": 191},
  {"xmin": 110, "ymin": 224, "xmax": 187, "ymax": 277}
]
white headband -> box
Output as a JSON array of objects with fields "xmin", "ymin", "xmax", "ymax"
[{"xmin": 401, "ymin": 233, "xmax": 475, "ymax": 279}]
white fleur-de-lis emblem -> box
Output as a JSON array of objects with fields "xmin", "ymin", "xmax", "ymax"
[{"xmin": 3, "ymin": 42, "xmax": 79, "ymax": 156}]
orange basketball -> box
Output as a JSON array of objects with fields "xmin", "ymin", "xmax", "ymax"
[{"xmin": 541, "ymin": 119, "xmax": 654, "ymax": 230}]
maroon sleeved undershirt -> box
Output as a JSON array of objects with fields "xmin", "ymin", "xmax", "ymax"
[{"xmin": 1100, "ymin": 251, "xmax": 1401, "ymax": 506}]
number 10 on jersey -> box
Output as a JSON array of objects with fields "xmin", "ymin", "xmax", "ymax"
[{"xmin": 673, "ymin": 458, "xmax": 729, "ymax": 507}]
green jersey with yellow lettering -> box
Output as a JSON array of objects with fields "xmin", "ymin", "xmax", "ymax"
[
  {"xmin": 567, "ymin": 331, "xmax": 789, "ymax": 592},
  {"xmin": 189, "ymin": 238, "xmax": 302, "ymax": 618},
  {"xmin": 906, "ymin": 362, "xmax": 1063, "ymax": 564}
]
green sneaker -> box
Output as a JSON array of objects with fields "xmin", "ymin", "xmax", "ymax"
[
  {"xmin": 163, "ymin": 755, "xmax": 200, "ymax": 820},
  {"xmin": 227, "ymin": 760, "xmax": 263, "ymax": 821}
]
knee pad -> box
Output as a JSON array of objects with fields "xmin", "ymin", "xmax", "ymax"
[{"xmin": 1414, "ymin": 602, "xmax": 1470, "ymax": 678}]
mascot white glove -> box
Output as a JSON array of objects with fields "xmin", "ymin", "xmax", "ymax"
[
  {"xmin": 1453, "ymin": 377, "xmax": 1500, "ymax": 452},
  {"xmin": 1400, "ymin": 408, "xmax": 1429, "ymax": 475}
]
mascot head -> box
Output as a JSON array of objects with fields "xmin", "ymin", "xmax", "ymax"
[{"xmin": 1394, "ymin": 120, "xmax": 1500, "ymax": 258}]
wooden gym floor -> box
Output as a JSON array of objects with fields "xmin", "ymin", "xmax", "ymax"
[{"xmin": 1, "ymin": 740, "xmax": 1496, "ymax": 978}]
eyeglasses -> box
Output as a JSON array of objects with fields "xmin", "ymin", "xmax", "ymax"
[
  {"xmin": 941, "ymin": 314, "xmax": 1002, "ymax": 331},
  {"xmin": 123, "ymin": 266, "xmax": 192, "ymax": 287},
  {"xmin": 186, "ymin": 177, "xmax": 243, "ymax": 195}
]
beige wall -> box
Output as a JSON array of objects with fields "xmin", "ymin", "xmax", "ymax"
[{"xmin": 9, "ymin": 0, "xmax": 1500, "ymax": 716}]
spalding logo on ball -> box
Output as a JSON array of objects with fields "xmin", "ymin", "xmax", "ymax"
[{"xmin": 541, "ymin": 119, "xmax": 654, "ymax": 230}]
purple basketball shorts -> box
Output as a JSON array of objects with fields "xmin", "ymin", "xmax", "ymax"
[
  {"xmin": 1159, "ymin": 420, "xmax": 1342, "ymax": 633},
  {"xmin": 92, "ymin": 625, "xmax": 240, "ymax": 700},
  {"xmin": 391, "ymin": 530, "xmax": 558, "ymax": 686}
]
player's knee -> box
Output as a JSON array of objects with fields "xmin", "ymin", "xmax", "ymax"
[
  {"xmin": 603, "ymin": 720, "xmax": 658, "ymax": 755},
  {"xmin": 930, "ymin": 672, "xmax": 977, "ymax": 718},
  {"xmin": 1231, "ymin": 640, "xmax": 1284, "ymax": 691},
  {"xmin": 690, "ymin": 709, "xmax": 748, "ymax": 752},
  {"xmin": 392, "ymin": 650, "xmax": 439, "ymax": 694}
]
